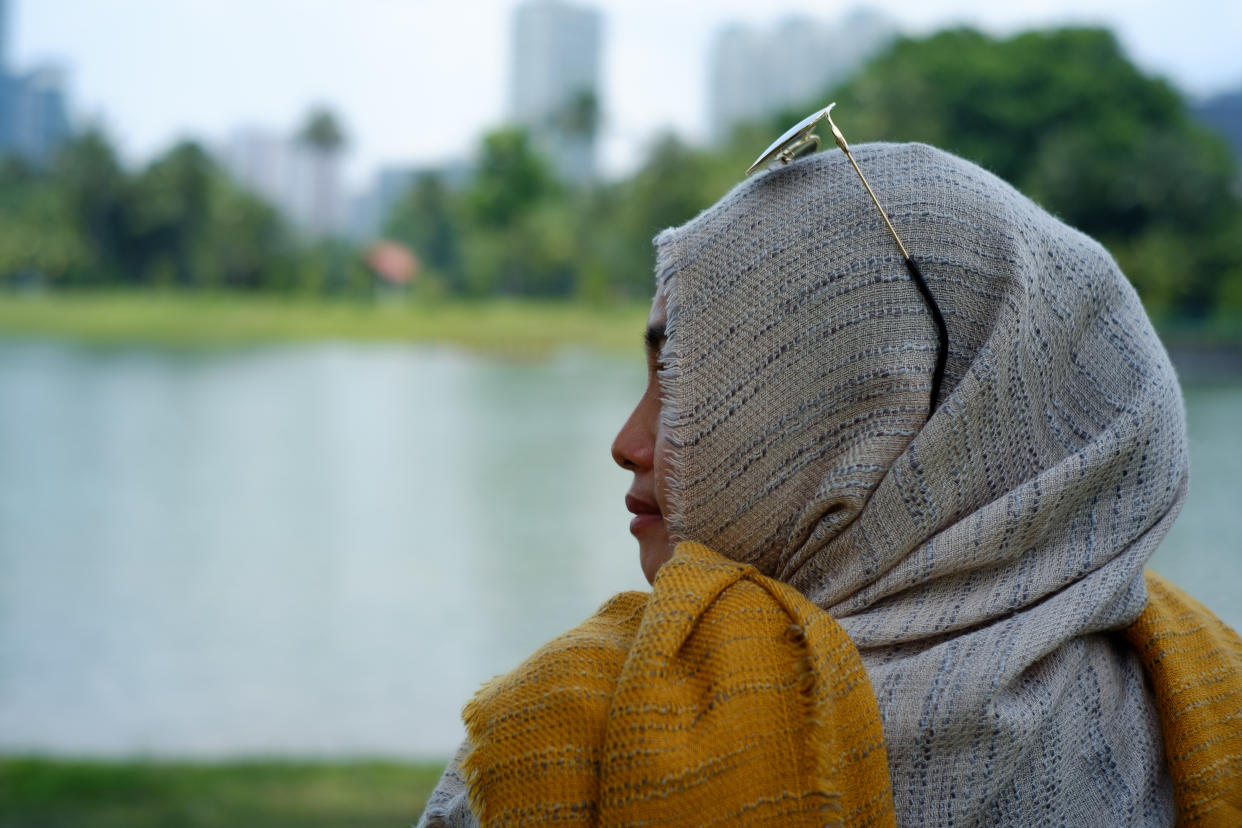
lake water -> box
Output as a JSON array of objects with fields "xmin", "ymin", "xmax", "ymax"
[{"xmin": 0, "ymin": 340, "xmax": 1238, "ymax": 760}]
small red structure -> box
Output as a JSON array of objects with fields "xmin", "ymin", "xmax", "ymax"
[{"xmin": 366, "ymin": 240, "xmax": 420, "ymax": 286}]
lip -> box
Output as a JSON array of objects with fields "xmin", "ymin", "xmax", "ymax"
[
  {"xmin": 625, "ymin": 494, "xmax": 663, "ymax": 534},
  {"xmin": 625, "ymin": 494, "xmax": 660, "ymax": 515}
]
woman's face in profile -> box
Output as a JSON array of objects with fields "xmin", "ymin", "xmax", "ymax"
[{"xmin": 612, "ymin": 290, "xmax": 674, "ymax": 584}]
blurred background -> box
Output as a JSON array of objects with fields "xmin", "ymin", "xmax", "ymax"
[{"xmin": 1, "ymin": 0, "xmax": 1239, "ymax": 824}]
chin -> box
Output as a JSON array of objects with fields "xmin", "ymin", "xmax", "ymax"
[{"xmin": 639, "ymin": 537, "xmax": 674, "ymax": 585}]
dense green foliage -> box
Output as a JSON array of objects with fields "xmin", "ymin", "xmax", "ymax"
[
  {"xmin": 386, "ymin": 26, "xmax": 1242, "ymax": 317},
  {"xmin": 0, "ymin": 132, "xmax": 297, "ymax": 291},
  {"xmin": 2, "ymin": 26, "xmax": 1240, "ymax": 320},
  {"xmin": 820, "ymin": 28, "xmax": 1242, "ymax": 318},
  {"xmin": 0, "ymin": 758, "xmax": 442, "ymax": 828}
]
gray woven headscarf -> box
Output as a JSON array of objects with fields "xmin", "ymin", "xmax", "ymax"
[{"xmin": 654, "ymin": 143, "xmax": 1187, "ymax": 825}]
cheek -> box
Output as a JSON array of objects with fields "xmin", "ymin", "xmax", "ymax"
[{"xmin": 652, "ymin": 420, "xmax": 673, "ymax": 514}]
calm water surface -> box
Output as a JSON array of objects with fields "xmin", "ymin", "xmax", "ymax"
[{"xmin": 0, "ymin": 340, "xmax": 1238, "ymax": 759}]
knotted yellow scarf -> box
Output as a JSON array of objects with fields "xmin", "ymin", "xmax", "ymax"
[
  {"xmin": 1125, "ymin": 572, "xmax": 1242, "ymax": 826},
  {"xmin": 461, "ymin": 542, "xmax": 895, "ymax": 827}
]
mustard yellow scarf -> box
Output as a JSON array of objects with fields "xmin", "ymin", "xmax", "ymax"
[
  {"xmin": 1125, "ymin": 572, "xmax": 1242, "ymax": 826},
  {"xmin": 462, "ymin": 542, "xmax": 895, "ymax": 827}
]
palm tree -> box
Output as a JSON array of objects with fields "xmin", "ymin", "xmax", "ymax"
[
  {"xmin": 295, "ymin": 107, "xmax": 347, "ymax": 237},
  {"xmin": 298, "ymin": 108, "xmax": 346, "ymax": 153}
]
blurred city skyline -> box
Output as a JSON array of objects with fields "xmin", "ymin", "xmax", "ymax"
[{"xmin": 7, "ymin": 0, "xmax": 1242, "ymax": 192}]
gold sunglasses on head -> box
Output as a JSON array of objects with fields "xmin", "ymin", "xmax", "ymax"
[{"xmin": 747, "ymin": 103, "xmax": 949, "ymax": 416}]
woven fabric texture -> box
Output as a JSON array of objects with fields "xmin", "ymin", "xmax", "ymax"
[
  {"xmin": 457, "ymin": 542, "xmax": 894, "ymax": 828},
  {"xmin": 1126, "ymin": 571, "xmax": 1242, "ymax": 826},
  {"xmin": 652, "ymin": 143, "xmax": 1189, "ymax": 824}
]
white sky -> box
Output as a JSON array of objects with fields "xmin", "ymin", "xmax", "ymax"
[{"xmin": 8, "ymin": 0, "xmax": 1242, "ymax": 192}]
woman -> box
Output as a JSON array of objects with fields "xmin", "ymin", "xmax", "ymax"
[{"xmin": 419, "ymin": 117, "xmax": 1241, "ymax": 826}]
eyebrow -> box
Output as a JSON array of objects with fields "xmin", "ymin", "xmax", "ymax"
[{"xmin": 644, "ymin": 324, "xmax": 666, "ymax": 353}]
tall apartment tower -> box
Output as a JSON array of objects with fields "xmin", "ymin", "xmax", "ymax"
[
  {"xmin": 0, "ymin": 0, "xmax": 72, "ymax": 167},
  {"xmin": 508, "ymin": 0, "xmax": 602, "ymax": 185},
  {"xmin": 709, "ymin": 9, "xmax": 898, "ymax": 141},
  {"xmin": 0, "ymin": 0, "xmax": 13, "ymax": 156},
  {"xmin": 223, "ymin": 127, "xmax": 346, "ymax": 238},
  {"xmin": 0, "ymin": 0, "xmax": 9, "ymax": 72}
]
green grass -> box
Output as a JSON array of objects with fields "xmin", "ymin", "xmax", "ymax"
[
  {"xmin": 0, "ymin": 292, "xmax": 651, "ymax": 355},
  {"xmin": 0, "ymin": 757, "xmax": 446, "ymax": 828},
  {"xmin": 3, "ymin": 292, "xmax": 1239, "ymax": 354}
]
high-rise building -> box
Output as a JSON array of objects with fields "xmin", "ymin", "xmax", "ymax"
[
  {"xmin": 6, "ymin": 66, "xmax": 71, "ymax": 166},
  {"xmin": 708, "ymin": 9, "xmax": 897, "ymax": 141},
  {"xmin": 508, "ymin": 0, "xmax": 602, "ymax": 185},
  {"xmin": 0, "ymin": 0, "xmax": 10, "ymax": 72},
  {"xmin": 224, "ymin": 128, "xmax": 290, "ymax": 209},
  {"xmin": 286, "ymin": 141, "xmax": 343, "ymax": 237},
  {"xmin": 0, "ymin": 0, "xmax": 73, "ymax": 167},
  {"xmin": 222, "ymin": 126, "xmax": 348, "ymax": 238}
]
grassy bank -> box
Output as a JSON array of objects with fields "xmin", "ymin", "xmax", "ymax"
[
  {"xmin": 3, "ymin": 292, "xmax": 1239, "ymax": 361},
  {"xmin": 0, "ymin": 292, "xmax": 650, "ymax": 355},
  {"xmin": 0, "ymin": 757, "xmax": 445, "ymax": 827}
]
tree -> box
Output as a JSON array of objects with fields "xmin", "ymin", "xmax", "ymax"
[
  {"xmin": 0, "ymin": 159, "xmax": 87, "ymax": 286},
  {"xmin": 453, "ymin": 128, "xmax": 578, "ymax": 296},
  {"xmin": 133, "ymin": 141, "xmax": 214, "ymax": 286},
  {"xmin": 201, "ymin": 177, "xmax": 290, "ymax": 290},
  {"xmin": 53, "ymin": 128, "xmax": 137, "ymax": 284},
  {"xmin": 774, "ymin": 27, "xmax": 1242, "ymax": 318},
  {"xmin": 383, "ymin": 173, "xmax": 463, "ymax": 291},
  {"xmin": 298, "ymin": 107, "xmax": 347, "ymax": 153},
  {"xmin": 467, "ymin": 128, "xmax": 561, "ymax": 228}
]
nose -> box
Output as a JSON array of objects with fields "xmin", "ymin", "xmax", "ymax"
[{"xmin": 611, "ymin": 394, "xmax": 656, "ymax": 472}]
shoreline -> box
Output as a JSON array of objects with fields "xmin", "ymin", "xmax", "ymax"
[
  {"xmin": 1164, "ymin": 343, "xmax": 1242, "ymax": 382},
  {"xmin": 0, "ymin": 292, "xmax": 650, "ymax": 355},
  {"xmin": 2, "ymin": 292, "xmax": 1240, "ymax": 378}
]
